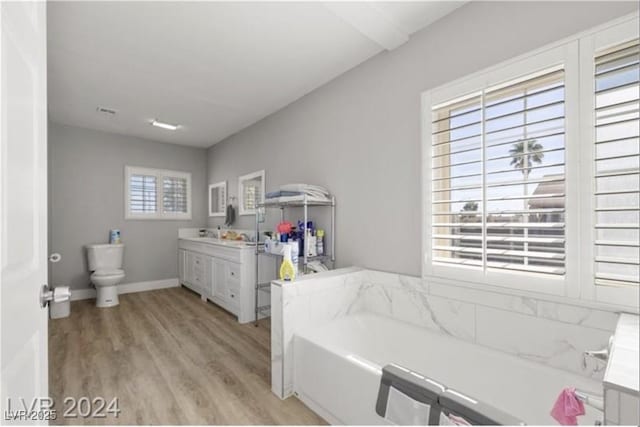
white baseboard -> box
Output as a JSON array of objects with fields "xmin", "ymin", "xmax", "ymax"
[
  {"xmin": 70, "ymin": 288, "xmax": 97, "ymax": 301},
  {"xmin": 70, "ymin": 278, "xmax": 179, "ymax": 301}
]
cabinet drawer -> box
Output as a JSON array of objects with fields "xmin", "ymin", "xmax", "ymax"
[
  {"xmin": 227, "ymin": 286, "xmax": 239, "ymax": 304},
  {"xmin": 226, "ymin": 281, "xmax": 240, "ymax": 311},
  {"xmin": 226, "ymin": 262, "xmax": 241, "ymax": 281}
]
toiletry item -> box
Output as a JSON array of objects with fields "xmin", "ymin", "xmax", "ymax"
[
  {"xmin": 289, "ymin": 240, "xmax": 299, "ymax": 277},
  {"xmin": 217, "ymin": 226, "xmax": 222, "ymax": 240},
  {"xmin": 199, "ymin": 229, "xmax": 207, "ymax": 237},
  {"xmin": 264, "ymin": 237, "xmax": 272, "ymax": 253},
  {"xmin": 279, "ymin": 245, "xmax": 296, "ymax": 281},
  {"xmin": 316, "ymin": 229, "xmax": 325, "ymax": 256},
  {"xmin": 305, "ymin": 229, "xmax": 317, "ymax": 257},
  {"xmin": 109, "ymin": 229, "xmax": 121, "ymax": 244},
  {"xmin": 277, "ymin": 221, "xmax": 293, "ymax": 235}
]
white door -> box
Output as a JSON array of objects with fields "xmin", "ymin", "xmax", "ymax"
[{"xmin": 1, "ymin": 1, "xmax": 49, "ymax": 423}]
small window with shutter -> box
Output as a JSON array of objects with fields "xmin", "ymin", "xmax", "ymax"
[
  {"xmin": 125, "ymin": 166, "xmax": 191, "ymax": 220},
  {"xmin": 593, "ymin": 39, "xmax": 639, "ymax": 289}
]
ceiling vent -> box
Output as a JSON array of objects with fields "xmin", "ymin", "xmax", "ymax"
[{"xmin": 96, "ymin": 106, "xmax": 117, "ymax": 115}]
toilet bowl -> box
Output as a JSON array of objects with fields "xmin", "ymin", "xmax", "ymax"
[
  {"xmin": 86, "ymin": 243, "xmax": 125, "ymax": 308},
  {"xmin": 90, "ymin": 269, "xmax": 125, "ymax": 307}
]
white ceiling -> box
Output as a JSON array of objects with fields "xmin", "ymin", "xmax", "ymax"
[{"xmin": 48, "ymin": 2, "xmax": 466, "ymax": 148}]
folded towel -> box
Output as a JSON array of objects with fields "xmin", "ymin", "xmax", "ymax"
[
  {"xmin": 225, "ymin": 204, "xmax": 235, "ymax": 226},
  {"xmin": 280, "ymin": 183, "xmax": 329, "ymax": 198},
  {"xmin": 266, "ymin": 190, "xmax": 302, "ymax": 199},
  {"xmin": 551, "ymin": 387, "xmax": 585, "ymax": 425},
  {"xmin": 385, "ymin": 387, "xmax": 432, "ymax": 425}
]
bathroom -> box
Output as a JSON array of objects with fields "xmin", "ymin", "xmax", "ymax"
[{"xmin": 1, "ymin": 1, "xmax": 638, "ymax": 426}]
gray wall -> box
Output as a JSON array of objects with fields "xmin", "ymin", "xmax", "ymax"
[
  {"xmin": 49, "ymin": 123, "xmax": 207, "ymax": 290},
  {"xmin": 207, "ymin": 1, "xmax": 638, "ymax": 276}
]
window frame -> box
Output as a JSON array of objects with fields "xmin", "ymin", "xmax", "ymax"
[
  {"xmin": 208, "ymin": 181, "xmax": 227, "ymax": 217},
  {"xmin": 238, "ymin": 170, "xmax": 265, "ymax": 216},
  {"xmin": 422, "ymin": 13, "xmax": 639, "ymax": 310},
  {"xmin": 125, "ymin": 166, "xmax": 192, "ymax": 220}
]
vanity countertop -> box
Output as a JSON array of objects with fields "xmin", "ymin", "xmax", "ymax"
[
  {"xmin": 605, "ymin": 313, "xmax": 639, "ymax": 395},
  {"xmin": 179, "ymin": 236, "xmax": 256, "ymax": 249}
]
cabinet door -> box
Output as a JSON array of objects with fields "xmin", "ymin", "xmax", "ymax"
[
  {"xmin": 183, "ymin": 251, "xmax": 195, "ymax": 286},
  {"xmin": 190, "ymin": 253, "xmax": 207, "ymax": 291},
  {"xmin": 178, "ymin": 249, "xmax": 187, "ymax": 284},
  {"xmin": 212, "ymin": 258, "xmax": 227, "ymax": 299}
]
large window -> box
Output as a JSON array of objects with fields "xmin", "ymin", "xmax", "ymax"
[
  {"xmin": 424, "ymin": 15, "xmax": 639, "ymax": 307},
  {"xmin": 431, "ymin": 68, "xmax": 566, "ymax": 277},
  {"xmin": 125, "ymin": 166, "xmax": 191, "ymax": 220}
]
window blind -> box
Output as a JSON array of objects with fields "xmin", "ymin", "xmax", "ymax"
[
  {"xmin": 431, "ymin": 68, "xmax": 566, "ymax": 276},
  {"xmin": 163, "ymin": 176, "xmax": 188, "ymax": 214},
  {"xmin": 129, "ymin": 174, "xmax": 157, "ymax": 213},
  {"xmin": 593, "ymin": 39, "xmax": 640, "ymax": 288}
]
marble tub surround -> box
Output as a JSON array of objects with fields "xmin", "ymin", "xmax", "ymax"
[
  {"xmin": 271, "ymin": 268, "xmax": 623, "ymax": 399},
  {"xmin": 271, "ymin": 267, "xmax": 366, "ymax": 398},
  {"xmin": 360, "ymin": 269, "xmax": 615, "ymax": 379}
]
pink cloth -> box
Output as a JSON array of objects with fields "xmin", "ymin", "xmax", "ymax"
[{"xmin": 551, "ymin": 387, "xmax": 585, "ymax": 425}]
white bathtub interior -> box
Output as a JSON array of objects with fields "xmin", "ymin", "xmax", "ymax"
[{"xmin": 293, "ymin": 312, "xmax": 603, "ymax": 425}]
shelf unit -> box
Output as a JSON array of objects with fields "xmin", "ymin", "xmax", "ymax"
[{"xmin": 254, "ymin": 194, "xmax": 336, "ymax": 324}]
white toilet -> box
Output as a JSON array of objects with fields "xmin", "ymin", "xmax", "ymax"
[{"xmin": 86, "ymin": 243, "xmax": 125, "ymax": 308}]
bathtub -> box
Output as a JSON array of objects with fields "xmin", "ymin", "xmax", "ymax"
[{"xmin": 292, "ymin": 312, "xmax": 603, "ymax": 425}]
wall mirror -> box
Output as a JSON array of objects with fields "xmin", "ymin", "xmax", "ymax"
[
  {"xmin": 208, "ymin": 181, "xmax": 227, "ymax": 217},
  {"xmin": 238, "ymin": 170, "xmax": 265, "ymax": 215}
]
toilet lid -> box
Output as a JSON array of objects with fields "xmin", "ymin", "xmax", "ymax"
[{"xmin": 93, "ymin": 269, "xmax": 124, "ymax": 276}]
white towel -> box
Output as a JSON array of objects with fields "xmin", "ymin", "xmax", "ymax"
[
  {"xmin": 385, "ymin": 387, "xmax": 432, "ymax": 425},
  {"xmin": 279, "ymin": 183, "xmax": 329, "ymax": 199}
]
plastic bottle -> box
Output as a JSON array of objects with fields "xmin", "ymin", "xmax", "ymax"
[
  {"xmin": 279, "ymin": 245, "xmax": 296, "ymax": 281},
  {"xmin": 289, "ymin": 240, "xmax": 299, "ymax": 277},
  {"xmin": 316, "ymin": 229, "xmax": 325, "ymax": 256}
]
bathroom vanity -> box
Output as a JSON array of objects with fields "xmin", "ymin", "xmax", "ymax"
[{"xmin": 178, "ymin": 237, "xmax": 274, "ymax": 323}]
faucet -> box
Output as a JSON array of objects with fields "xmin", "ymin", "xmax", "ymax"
[
  {"xmin": 583, "ymin": 336, "xmax": 613, "ymax": 369},
  {"xmin": 239, "ymin": 233, "xmax": 252, "ymax": 242}
]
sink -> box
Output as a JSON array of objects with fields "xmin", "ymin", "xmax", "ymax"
[{"xmin": 185, "ymin": 237, "xmax": 253, "ymax": 247}]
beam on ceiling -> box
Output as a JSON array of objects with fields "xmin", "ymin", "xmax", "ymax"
[{"xmin": 322, "ymin": 2, "xmax": 409, "ymax": 51}]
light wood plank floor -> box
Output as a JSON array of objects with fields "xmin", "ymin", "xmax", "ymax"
[{"xmin": 49, "ymin": 286, "xmax": 325, "ymax": 425}]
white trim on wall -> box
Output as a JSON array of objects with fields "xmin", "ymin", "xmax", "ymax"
[{"xmin": 70, "ymin": 278, "xmax": 180, "ymax": 301}]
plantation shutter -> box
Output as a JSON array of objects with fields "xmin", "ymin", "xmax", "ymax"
[
  {"xmin": 163, "ymin": 176, "xmax": 189, "ymax": 214},
  {"xmin": 129, "ymin": 174, "xmax": 157, "ymax": 214},
  {"xmin": 431, "ymin": 68, "xmax": 566, "ymax": 276},
  {"xmin": 593, "ymin": 39, "xmax": 640, "ymax": 288}
]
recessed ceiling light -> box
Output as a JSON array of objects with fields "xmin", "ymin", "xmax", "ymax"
[{"xmin": 151, "ymin": 119, "xmax": 179, "ymax": 131}]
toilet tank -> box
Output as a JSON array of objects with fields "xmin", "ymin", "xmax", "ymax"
[{"xmin": 86, "ymin": 243, "xmax": 124, "ymax": 271}]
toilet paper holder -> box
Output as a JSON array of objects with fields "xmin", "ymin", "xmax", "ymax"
[{"xmin": 40, "ymin": 284, "xmax": 71, "ymax": 308}]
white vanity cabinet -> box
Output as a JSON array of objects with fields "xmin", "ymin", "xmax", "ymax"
[{"xmin": 178, "ymin": 238, "xmax": 273, "ymax": 324}]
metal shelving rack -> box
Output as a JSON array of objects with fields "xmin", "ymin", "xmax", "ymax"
[{"xmin": 254, "ymin": 195, "xmax": 336, "ymax": 325}]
